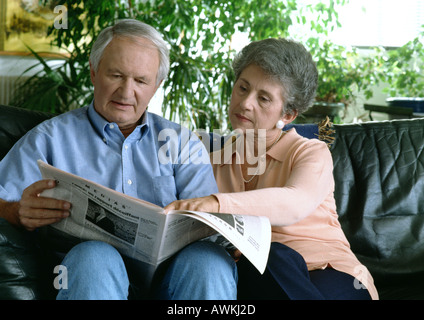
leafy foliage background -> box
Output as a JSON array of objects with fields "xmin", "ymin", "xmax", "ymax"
[{"xmin": 16, "ymin": 0, "xmax": 416, "ymax": 131}]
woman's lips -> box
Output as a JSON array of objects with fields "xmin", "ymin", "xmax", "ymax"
[{"xmin": 235, "ymin": 113, "xmax": 251, "ymax": 122}]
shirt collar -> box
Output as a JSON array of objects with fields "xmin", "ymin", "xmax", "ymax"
[
  {"xmin": 216, "ymin": 128, "xmax": 298, "ymax": 166},
  {"xmin": 267, "ymin": 128, "xmax": 298, "ymax": 162},
  {"xmin": 88, "ymin": 101, "xmax": 150, "ymax": 142}
]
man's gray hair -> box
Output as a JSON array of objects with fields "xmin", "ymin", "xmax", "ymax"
[
  {"xmin": 232, "ymin": 38, "xmax": 318, "ymax": 115},
  {"xmin": 89, "ymin": 19, "xmax": 170, "ymax": 85}
]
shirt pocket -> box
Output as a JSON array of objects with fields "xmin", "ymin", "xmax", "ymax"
[{"xmin": 151, "ymin": 175, "xmax": 178, "ymax": 207}]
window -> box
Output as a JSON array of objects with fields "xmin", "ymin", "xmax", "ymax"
[{"xmin": 330, "ymin": 0, "xmax": 424, "ymax": 47}]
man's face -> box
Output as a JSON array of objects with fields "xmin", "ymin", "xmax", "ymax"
[{"xmin": 90, "ymin": 36, "xmax": 161, "ymax": 132}]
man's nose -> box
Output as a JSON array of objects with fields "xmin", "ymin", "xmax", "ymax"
[{"xmin": 118, "ymin": 78, "xmax": 135, "ymax": 97}]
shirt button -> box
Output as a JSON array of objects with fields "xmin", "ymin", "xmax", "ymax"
[
  {"xmin": 127, "ymin": 179, "xmax": 132, "ymax": 185},
  {"xmin": 124, "ymin": 145, "xmax": 129, "ymax": 150},
  {"xmin": 109, "ymin": 124, "xmax": 115, "ymax": 129}
]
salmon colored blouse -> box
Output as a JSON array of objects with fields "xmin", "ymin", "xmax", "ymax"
[{"xmin": 211, "ymin": 128, "xmax": 378, "ymax": 300}]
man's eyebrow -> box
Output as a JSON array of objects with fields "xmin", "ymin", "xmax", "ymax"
[
  {"xmin": 107, "ymin": 68, "xmax": 151, "ymax": 82},
  {"xmin": 107, "ymin": 68, "xmax": 122, "ymax": 74}
]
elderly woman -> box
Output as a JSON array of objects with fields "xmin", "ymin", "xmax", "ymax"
[{"xmin": 162, "ymin": 38, "xmax": 378, "ymax": 300}]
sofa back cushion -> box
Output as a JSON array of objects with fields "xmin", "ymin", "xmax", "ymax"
[
  {"xmin": 0, "ymin": 105, "xmax": 53, "ymax": 160},
  {"xmin": 332, "ymin": 118, "xmax": 424, "ymax": 280}
]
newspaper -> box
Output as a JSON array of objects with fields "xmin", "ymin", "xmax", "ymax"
[{"xmin": 37, "ymin": 160, "xmax": 271, "ymax": 286}]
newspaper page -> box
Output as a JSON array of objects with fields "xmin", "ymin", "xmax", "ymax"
[{"xmin": 37, "ymin": 160, "xmax": 271, "ymax": 275}]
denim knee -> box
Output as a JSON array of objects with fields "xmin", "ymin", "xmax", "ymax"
[
  {"xmin": 57, "ymin": 241, "xmax": 129, "ymax": 300},
  {"xmin": 175, "ymin": 241, "xmax": 237, "ymax": 275},
  {"xmin": 158, "ymin": 241, "xmax": 238, "ymax": 300}
]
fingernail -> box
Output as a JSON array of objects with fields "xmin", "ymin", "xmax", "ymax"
[{"xmin": 63, "ymin": 202, "xmax": 71, "ymax": 209}]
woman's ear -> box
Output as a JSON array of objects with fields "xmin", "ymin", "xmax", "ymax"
[{"xmin": 281, "ymin": 110, "xmax": 298, "ymax": 125}]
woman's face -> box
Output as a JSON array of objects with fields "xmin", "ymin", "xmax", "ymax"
[{"xmin": 229, "ymin": 64, "xmax": 295, "ymax": 133}]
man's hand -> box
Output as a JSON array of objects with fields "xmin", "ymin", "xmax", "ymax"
[
  {"xmin": 164, "ymin": 195, "xmax": 219, "ymax": 214},
  {"xmin": 17, "ymin": 179, "xmax": 71, "ymax": 231}
]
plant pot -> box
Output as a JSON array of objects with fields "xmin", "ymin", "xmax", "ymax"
[
  {"xmin": 386, "ymin": 97, "xmax": 424, "ymax": 114},
  {"xmin": 297, "ymin": 101, "xmax": 345, "ymax": 123}
]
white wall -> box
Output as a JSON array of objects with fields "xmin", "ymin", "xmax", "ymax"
[{"xmin": 0, "ymin": 55, "xmax": 64, "ymax": 105}]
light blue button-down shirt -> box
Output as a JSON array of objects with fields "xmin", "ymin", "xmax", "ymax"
[{"xmin": 0, "ymin": 103, "xmax": 218, "ymax": 207}]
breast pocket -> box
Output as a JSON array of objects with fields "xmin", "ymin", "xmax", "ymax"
[{"xmin": 151, "ymin": 175, "xmax": 178, "ymax": 207}]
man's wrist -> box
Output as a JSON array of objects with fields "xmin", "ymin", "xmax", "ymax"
[{"xmin": 0, "ymin": 200, "xmax": 21, "ymax": 227}]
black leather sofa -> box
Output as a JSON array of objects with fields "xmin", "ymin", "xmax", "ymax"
[{"xmin": 1, "ymin": 104, "xmax": 424, "ymax": 300}]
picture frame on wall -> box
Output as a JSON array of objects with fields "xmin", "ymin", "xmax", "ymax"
[{"xmin": 0, "ymin": 0, "xmax": 63, "ymax": 54}]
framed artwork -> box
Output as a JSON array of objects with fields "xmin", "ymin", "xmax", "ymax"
[{"xmin": 0, "ymin": 0, "xmax": 65, "ymax": 55}]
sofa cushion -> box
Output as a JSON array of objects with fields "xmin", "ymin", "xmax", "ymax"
[
  {"xmin": 0, "ymin": 105, "xmax": 53, "ymax": 160},
  {"xmin": 0, "ymin": 218, "xmax": 54, "ymax": 299},
  {"xmin": 332, "ymin": 118, "xmax": 424, "ymax": 298},
  {"xmin": 284, "ymin": 123, "xmax": 319, "ymax": 140}
]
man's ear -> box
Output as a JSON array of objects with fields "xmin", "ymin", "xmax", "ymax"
[
  {"xmin": 89, "ymin": 61, "xmax": 95, "ymax": 85},
  {"xmin": 155, "ymin": 79, "xmax": 163, "ymax": 91}
]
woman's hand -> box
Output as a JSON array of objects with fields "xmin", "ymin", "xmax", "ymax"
[{"xmin": 164, "ymin": 195, "xmax": 219, "ymax": 214}]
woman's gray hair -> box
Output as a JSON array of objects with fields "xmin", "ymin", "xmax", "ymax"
[
  {"xmin": 89, "ymin": 19, "xmax": 170, "ymax": 85},
  {"xmin": 232, "ymin": 38, "xmax": 318, "ymax": 115}
]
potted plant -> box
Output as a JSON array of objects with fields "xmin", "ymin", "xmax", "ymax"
[
  {"xmin": 296, "ymin": 38, "xmax": 379, "ymax": 123},
  {"xmin": 380, "ymin": 29, "xmax": 424, "ymax": 113}
]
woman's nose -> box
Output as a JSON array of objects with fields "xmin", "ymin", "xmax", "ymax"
[{"xmin": 239, "ymin": 94, "xmax": 255, "ymax": 110}]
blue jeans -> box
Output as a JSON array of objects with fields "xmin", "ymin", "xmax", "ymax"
[{"xmin": 56, "ymin": 240, "xmax": 237, "ymax": 300}]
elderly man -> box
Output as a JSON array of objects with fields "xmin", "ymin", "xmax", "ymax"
[{"xmin": 0, "ymin": 19, "xmax": 235, "ymax": 300}]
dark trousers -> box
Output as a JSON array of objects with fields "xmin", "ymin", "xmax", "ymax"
[{"xmin": 237, "ymin": 242, "xmax": 371, "ymax": 300}]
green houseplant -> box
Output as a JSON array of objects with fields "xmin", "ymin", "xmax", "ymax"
[
  {"xmin": 12, "ymin": 0, "xmax": 350, "ymax": 130},
  {"xmin": 296, "ymin": 37, "xmax": 380, "ymax": 123},
  {"xmin": 379, "ymin": 28, "xmax": 424, "ymax": 113}
]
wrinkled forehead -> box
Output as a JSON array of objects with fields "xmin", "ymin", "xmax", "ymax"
[{"xmin": 113, "ymin": 35, "xmax": 158, "ymax": 51}]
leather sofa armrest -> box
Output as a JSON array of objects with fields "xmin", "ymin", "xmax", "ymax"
[{"xmin": 0, "ymin": 218, "xmax": 52, "ymax": 299}]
